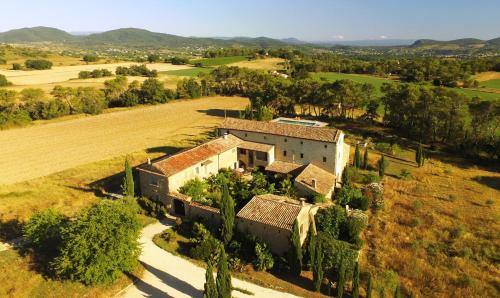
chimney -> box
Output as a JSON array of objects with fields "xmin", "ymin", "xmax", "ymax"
[
  {"xmin": 223, "ymin": 133, "xmax": 228, "ymax": 140},
  {"xmin": 300, "ymin": 198, "xmax": 306, "ymax": 206},
  {"xmin": 311, "ymin": 178, "xmax": 317, "ymax": 189},
  {"xmin": 147, "ymin": 158, "xmax": 151, "ymax": 165}
]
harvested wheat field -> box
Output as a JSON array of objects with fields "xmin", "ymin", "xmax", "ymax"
[
  {"xmin": 228, "ymin": 57, "xmax": 285, "ymax": 70},
  {"xmin": 473, "ymin": 71, "xmax": 500, "ymax": 81},
  {"xmin": 0, "ymin": 62, "xmax": 192, "ymax": 85},
  {"xmin": 0, "ymin": 96, "xmax": 248, "ymax": 185}
]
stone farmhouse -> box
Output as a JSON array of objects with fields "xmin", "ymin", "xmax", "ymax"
[{"xmin": 136, "ymin": 117, "xmax": 349, "ymax": 253}]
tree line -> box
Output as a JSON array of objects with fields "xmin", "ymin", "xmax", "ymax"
[{"xmin": 289, "ymin": 53, "xmax": 500, "ymax": 87}]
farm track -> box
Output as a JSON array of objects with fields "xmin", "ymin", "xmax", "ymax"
[{"xmin": 0, "ymin": 96, "xmax": 248, "ymax": 185}]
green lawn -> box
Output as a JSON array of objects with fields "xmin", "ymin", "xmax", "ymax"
[
  {"xmin": 190, "ymin": 56, "xmax": 249, "ymax": 67},
  {"xmin": 479, "ymin": 79, "xmax": 500, "ymax": 90},
  {"xmin": 160, "ymin": 67, "xmax": 213, "ymax": 77},
  {"xmin": 312, "ymin": 72, "xmax": 500, "ymax": 101},
  {"xmin": 311, "ymin": 72, "xmax": 393, "ymax": 97}
]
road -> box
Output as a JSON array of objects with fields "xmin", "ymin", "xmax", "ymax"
[{"xmin": 120, "ymin": 221, "xmax": 299, "ymax": 298}]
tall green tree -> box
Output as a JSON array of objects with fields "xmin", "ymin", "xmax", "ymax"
[
  {"xmin": 378, "ymin": 155, "xmax": 387, "ymax": 178},
  {"xmin": 216, "ymin": 246, "xmax": 232, "ymax": 298},
  {"xmin": 354, "ymin": 144, "xmax": 361, "ymax": 168},
  {"xmin": 203, "ymin": 260, "xmax": 217, "ymax": 298},
  {"xmin": 337, "ymin": 260, "xmax": 346, "ymax": 298},
  {"xmin": 220, "ymin": 183, "xmax": 235, "ymax": 245},
  {"xmin": 366, "ymin": 272, "xmax": 373, "ymax": 298},
  {"xmin": 122, "ymin": 157, "xmax": 135, "ymax": 197},
  {"xmin": 352, "ymin": 262, "xmax": 360, "ymax": 298},
  {"xmin": 363, "ymin": 148, "xmax": 369, "ymax": 169},
  {"xmin": 312, "ymin": 237, "xmax": 324, "ymax": 292},
  {"xmin": 288, "ymin": 220, "xmax": 303, "ymax": 276}
]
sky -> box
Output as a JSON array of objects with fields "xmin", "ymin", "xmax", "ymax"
[{"xmin": 0, "ymin": 0, "xmax": 499, "ymax": 41}]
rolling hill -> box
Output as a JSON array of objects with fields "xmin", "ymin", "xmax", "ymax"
[{"xmin": 0, "ymin": 26, "xmax": 76, "ymax": 43}]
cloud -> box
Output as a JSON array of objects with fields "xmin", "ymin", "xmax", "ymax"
[
  {"xmin": 333, "ymin": 35, "xmax": 344, "ymax": 40},
  {"xmin": 379, "ymin": 35, "xmax": 388, "ymax": 39}
]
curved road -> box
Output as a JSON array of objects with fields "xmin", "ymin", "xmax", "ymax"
[{"xmin": 121, "ymin": 221, "xmax": 299, "ymax": 298}]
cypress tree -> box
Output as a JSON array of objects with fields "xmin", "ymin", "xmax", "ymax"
[
  {"xmin": 288, "ymin": 220, "xmax": 302, "ymax": 276},
  {"xmin": 363, "ymin": 148, "xmax": 369, "ymax": 169},
  {"xmin": 352, "ymin": 262, "xmax": 360, "ymax": 298},
  {"xmin": 216, "ymin": 246, "xmax": 231, "ymax": 298},
  {"xmin": 378, "ymin": 155, "xmax": 387, "ymax": 178},
  {"xmin": 354, "ymin": 144, "xmax": 361, "ymax": 168},
  {"xmin": 337, "ymin": 260, "xmax": 346, "ymax": 298},
  {"xmin": 366, "ymin": 272, "xmax": 372, "ymax": 298},
  {"xmin": 203, "ymin": 260, "xmax": 217, "ymax": 298},
  {"xmin": 416, "ymin": 143, "xmax": 422, "ymax": 167},
  {"xmin": 312, "ymin": 238, "xmax": 324, "ymax": 292},
  {"xmin": 342, "ymin": 167, "xmax": 351, "ymax": 186},
  {"xmin": 122, "ymin": 158, "xmax": 134, "ymax": 197},
  {"xmin": 220, "ymin": 183, "xmax": 235, "ymax": 245},
  {"xmin": 308, "ymin": 230, "xmax": 316, "ymax": 271}
]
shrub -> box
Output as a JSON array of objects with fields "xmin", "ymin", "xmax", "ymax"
[
  {"xmin": 53, "ymin": 200, "xmax": 141, "ymax": 285},
  {"xmin": 375, "ymin": 142, "xmax": 400, "ymax": 155},
  {"xmin": 83, "ymin": 54, "xmax": 99, "ymax": 63},
  {"xmin": 400, "ymin": 169, "xmax": 413, "ymax": 180},
  {"xmin": 317, "ymin": 232, "xmax": 358, "ymax": 278},
  {"xmin": 254, "ymin": 242, "xmax": 274, "ymax": 271},
  {"xmin": 363, "ymin": 171, "xmax": 381, "ymax": 184},
  {"xmin": 313, "ymin": 194, "xmax": 327, "ymax": 204},
  {"xmin": 12, "ymin": 63, "xmax": 22, "ymax": 70},
  {"xmin": 0, "ymin": 74, "xmax": 11, "ymax": 86},
  {"xmin": 363, "ymin": 183, "xmax": 384, "ymax": 209},
  {"xmin": 189, "ymin": 223, "xmax": 221, "ymax": 261},
  {"xmin": 335, "ymin": 185, "xmax": 364, "ymax": 207},
  {"xmin": 159, "ymin": 229, "xmax": 176, "ymax": 243},
  {"xmin": 409, "ymin": 217, "xmax": 422, "ymax": 227},
  {"xmin": 350, "ymin": 195, "xmax": 369, "ymax": 211},
  {"xmin": 0, "ymin": 57, "xmax": 6, "ymax": 64},
  {"xmin": 24, "ymin": 209, "xmax": 68, "ymax": 259},
  {"xmin": 137, "ymin": 196, "xmax": 166, "ymax": 218},
  {"xmin": 25, "ymin": 59, "xmax": 53, "ymax": 70}
]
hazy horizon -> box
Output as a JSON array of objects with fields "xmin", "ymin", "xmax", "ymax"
[{"xmin": 0, "ymin": 0, "xmax": 499, "ymax": 42}]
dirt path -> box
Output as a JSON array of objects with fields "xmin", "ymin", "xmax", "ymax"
[
  {"xmin": 120, "ymin": 221, "xmax": 299, "ymax": 298},
  {"xmin": 0, "ymin": 97, "xmax": 248, "ymax": 185}
]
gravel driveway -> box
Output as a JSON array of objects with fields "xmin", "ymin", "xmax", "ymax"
[{"xmin": 120, "ymin": 220, "xmax": 299, "ymax": 298}]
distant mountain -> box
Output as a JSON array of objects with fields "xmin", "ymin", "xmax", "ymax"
[
  {"xmin": 280, "ymin": 37, "xmax": 308, "ymax": 45},
  {"xmin": 323, "ymin": 39, "xmax": 415, "ymax": 47},
  {"xmin": 411, "ymin": 38, "xmax": 485, "ymax": 47},
  {"xmin": 0, "ymin": 26, "xmax": 75, "ymax": 42}
]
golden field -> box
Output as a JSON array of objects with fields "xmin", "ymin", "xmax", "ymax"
[{"xmin": 0, "ymin": 96, "xmax": 248, "ymax": 185}]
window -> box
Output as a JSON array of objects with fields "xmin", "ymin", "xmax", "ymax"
[
  {"xmin": 149, "ymin": 177, "xmax": 160, "ymax": 187},
  {"xmin": 234, "ymin": 162, "xmax": 238, "ymax": 169},
  {"xmin": 196, "ymin": 167, "xmax": 199, "ymax": 174},
  {"xmin": 324, "ymin": 144, "xmax": 328, "ymax": 149},
  {"xmin": 283, "ymin": 150, "xmax": 287, "ymax": 157},
  {"xmin": 256, "ymin": 152, "xmax": 268, "ymax": 161},
  {"xmin": 300, "ymin": 153, "xmax": 304, "ymax": 158},
  {"xmin": 284, "ymin": 138, "xmax": 287, "ymax": 142},
  {"xmin": 300, "ymin": 141, "xmax": 303, "ymax": 145},
  {"xmin": 300, "ymin": 224, "xmax": 304, "ymax": 234},
  {"xmin": 323, "ymin": 157, "xmax": 327, "ymax": 162},
  {"xmin": 226, "ymin": 130, "xmax": 230, "ymax": 134},
  {"xmin": 239, "ymin": 148, "xmax": 247, "ymax": 155},
  {"xmin": 263, "ymin": 136, "xmax": 267, "ymax": 140},
  {"xmin": 245, "ymin": 133, "xmax": 248, "ymax": 137}
]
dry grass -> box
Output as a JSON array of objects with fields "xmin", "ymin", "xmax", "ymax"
[
  {"xmin": 0, "ymin": 96, "xmax": 248, "ymax": 185},
  {"xmin": 355, "ymin": 146, "xmax": 500, "ymax": 297},
  {"xmin": 0, "ymin": 62, "xmax": 191, "ymax": 85},
  {"xmin": 228, "ymin": 58, "xmax": 285, "ymax": 70},
  {"xmin": 473, "ymin": 71, "xmax": 500, "ymax": 81},
  {"xmin": 0, "ymin": 249, "xmax": 142, "ymax": 298}
]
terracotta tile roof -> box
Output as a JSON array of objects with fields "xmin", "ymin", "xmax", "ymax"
[
  {"xmin": 236, "ymin": 194, "xmax": 308, "ymax": 231},
  {"xmin": 239, "ymin": 141, "xmax": 274, "ymax": 152},
  {"xmin": 295, "ymin": 163, "xmax": 336, "ymax": 196},
  {"xmin": 167, "ymin": 192, "xmax": 192, "ymax": 202},
  {"xmin": 147, "ymin": 135, "xmax": 242, "ymax": 177},
  {"xmin": 189, "ymin": 201, "xmax": 220, "ymax": 214},
  {"xmin": 265, "ymin": 161, "xmax": 305, "ymax": 175},
  {"xmin": 220, "ymin": 118, "xmax": 341, "ymax": 143}
]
